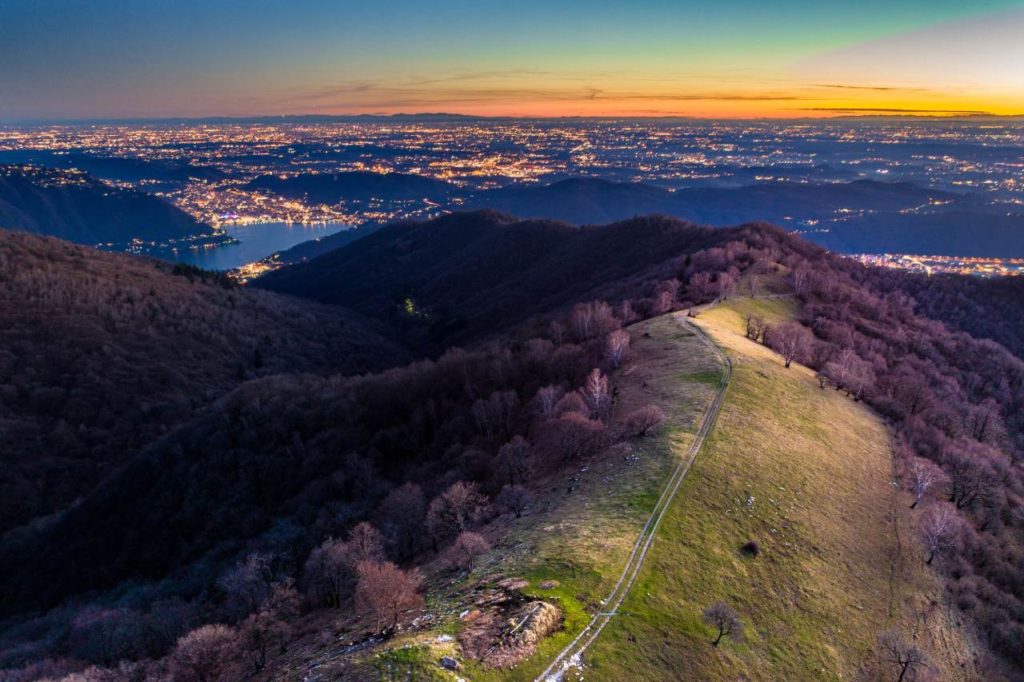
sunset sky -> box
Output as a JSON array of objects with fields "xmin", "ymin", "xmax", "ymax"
[{"xmin": 1, "ymin": 0, "xmax": 1023, "ymax": 120}]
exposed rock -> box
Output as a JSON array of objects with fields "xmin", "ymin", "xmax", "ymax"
[
  {"xmin": 505, "ymin": 601, "xmax": 562, "ymax": 647},
  {"xmin": 497, "ymin": 577, "xmax": 529, "ymax": 591},
  {"xmin": 458, "ymin": 595, "xmax": 563, "ymax": 669}
]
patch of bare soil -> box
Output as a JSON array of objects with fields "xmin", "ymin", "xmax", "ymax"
[{"xmin": 457, "ymin": 582, "xmax": 563, "ymax": 669}]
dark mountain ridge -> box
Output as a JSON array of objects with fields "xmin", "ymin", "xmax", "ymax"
[
  {"xmin": 456, "ymin": 176, "xmax": 1024, "ymax": 257},
  {"xmin": 0, "ymin": 228, "xmax": 407, "ymax": 534},
  {"xmin": 0, "ymin": 150, "xmax": 226, "ymax": 185},
  {"xmin": 254, "ymin": 210, "xmax": 728, "ymax": 348},
  {"xmin": 0, "ymin": 165, "xmax": 213, "ymax": 246},
  {"xmin": 245, "ymin": 170, "xmax": 456, "ymax": 205},
  {"xmin": 462, "ymin": 176, "xmax": 952, "ymax": 224},
  {"xmin": 467, "ymin": 177, "xmax": 674, "ymax": 224}
]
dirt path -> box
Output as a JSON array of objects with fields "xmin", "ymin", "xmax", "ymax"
[{"xmin": 534, "ymin": 314, "xmax": 731, "ymax": 682}]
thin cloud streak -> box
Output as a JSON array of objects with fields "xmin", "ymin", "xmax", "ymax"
[
  {"xmin": 802, "ymin": 106, "xmax": 999, "ymax": 115},
  {"xmin": 288, "ymin": 81, "xmax": 810, "ymax": 109},
  {"xmin": 812, "ymin": 83, "xmax": 929, "ymax": 92}
]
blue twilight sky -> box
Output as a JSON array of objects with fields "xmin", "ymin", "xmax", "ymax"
[{"xmin": 1, "ymin": 0, "xmax": 1023, "ymax": 119}]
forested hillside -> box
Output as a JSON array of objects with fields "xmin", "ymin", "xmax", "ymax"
[
  {"xmin": 1, "ymin": 213, "xmax": 1023, "ymax": 681},
  {"xmin": 255, "ymin": 210, "xmax": 728, "ymax": 349},
  {"xmin": 0, "ymin": 166, "xmax": 214, "ymax": 246},
  {"xmin": 0, "ymin": 229, "xmax": 407, "ymax": 533}
]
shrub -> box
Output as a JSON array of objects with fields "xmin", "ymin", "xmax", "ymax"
[{"xmin": 740, "ymin": 540, "xmax": 760, "ymax": 557}]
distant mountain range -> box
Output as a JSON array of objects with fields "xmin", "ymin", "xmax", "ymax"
[
  {"xmin": 247, "ymin": 172, "xmax": 1014, "ymax": 256},
  {"xmin": 4, "ymin": 158, "xmax": 1023, "ymax": 261},
  {"xmin": 463, "ymin": 177, "xmax": 1024, "ymax": 257},
  {"xmin": 0, "ymin": 150, "xmax": 225, "ymax": 185},
  {"xmin": 464, "ymin": 177, "xmax": 947, "ymax": 223},
  {"xmin": 810, "ymin": 210, "xmax": 1024, "ymax": 257},
  {"xmin": 0, "ymin": 165, "xmax": 215, "ymax": 246},
  {"xmin": 246, "ymin": 170, "xmax": 456, "ymax": 204}
]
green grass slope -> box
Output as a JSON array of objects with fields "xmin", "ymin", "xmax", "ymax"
[
  {"xmin": 329, "ymin": 314, "xmax": 722, "ymax": 681},
  {"xmin": 584, "ymin": 299, "xmax": 975, "ymax": 681}
]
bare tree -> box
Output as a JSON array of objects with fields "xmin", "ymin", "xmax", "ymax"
[
  {"xmin": 471, "ymin": 390, "xmax": 518, "ymax": 445},
  {"xmin": 346, "ymin": 522, "xmax": 386, "ymax": 564},
  {"xmin": 717, "ymin": 272, "xmax": 738, "ymax": 300},
  {"xmin": 67, "ymin": 607, "xmax": 143, "ymax": 665},
  {"xmin": 702, "ymin": 601, "xmax": 742, "ymax": 646},
  {"xmin": 943, "ymin": 447, "xmax": 997, "ymax": 510},
  {"xmin": 303, "ymin": 523, "xmax": 389, "ymax": 607},
  {"xmin": 963, "ymin": 399, "xmax": 1005, "ymax": 445},
  {"xmin": 142, "ymin": 598, "xmax": 197, "ymax": 660},
  {"xmin": 745, "ymin": 314, "xmax": 766, "ymax": 343},
  {"xmin": 581, "ymin": 367, "xmax": 611, "ymax": 420},
  {"xmin": 792, "ymin": 265, "xmax": 812, "ymax": 296},
  {"xmin": 569, "ymin": 302, "xmax": 596, "ymax": 341},
  {"xmin": 446, "ymin": 531, "xmax": 491, "ymax": 570},
  {"xmin": 354, "ymin": 561, "xmax": 424, "ymax": 635},
  {"xmin": 496, "ymin": 435, "xmax": 531, "ymax": 485},
  {"xmin": 238, "ymin": 581, "xmax": 299, "ymax": 673},
  {"xmin": 495, "ymin": 484, "xmax": 532, "ymax": 518},
  {"xmin": 917, "ymin": 503, "xmax": 961, "ymax": 565},
  {"xmin": 554, "ymin": 391, "xmax": 589, "ymax": 417},
  {"xmin": 302, "ymin": 538, "xmax": 355, "ymax": 607},
  {"xmin": 568, "ymin": 301, "xmax": 618, "ymax": 341},
  {"xmin": 624, "ymin": 405, "xmax": 666, "ymax": 437},
  {"xmin": 605, "ymin": 329, "xmax": 631, "ymax": 369},
  {"xmin": 688, "ymin": 272, "xmax": 716, "ymax": 301},
  {"xmin": 535, "ymin": 385, "xmax": 565, "ymax": 419},
  {"xmin": 169, "ymin": 624, "xmax": 236, "ymax": 682},
  {"xmin": 524, "ymin": 338, "xmax": 556, "ymax": 369},
  {"xmin": 218, "ymin": 552, "xmax": 275, "ymax": 619},
  {"xmin": 533, "ymin": 384, "xmax": 564, "ymax": 418},
  {"xmin": 548, "ymin": 319, "xmax": 566, "ymax": 345},
  {"xmin": 541, "ymin": 412, "xmax": 606, "ymax": 461},
  {"xmin": 905, "ymin": 458, "xmax": 946, "ymax": 509},
  {"xmin": 618, "ymin": 300, "xmax": 638, "ymax": 324},
  {"xmin": 238, "ymin": 611, "xmax": 276, "ymax": 674},
  {"xmin": 765, "ymin": 321, "xmax": 812, "ymax": 368},
  {"xmin": 426, "ymin": 481, "xmax": 488, "ymax": 549},
  {"xmin": 374, "ymin": 482, "xmax": 426, "ymax": 561},
  {"xmin": 824, "ymin": 348, "xmax": 874, "ymax": 400},
  {"xmin": 745, "ymin": 272, "xmax": 762, "ymax": 297},
  {"xmin": 877, "ymin": 630, "xmax": 928, "ymax": 682},
  {"xmin": 652, "ymin": 289, "xmax": 674, "ymax": 315}
]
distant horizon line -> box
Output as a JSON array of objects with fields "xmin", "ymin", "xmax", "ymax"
[{"xmin": 3, "ymin": 111, "xmax": 1024, "ymax": 126}]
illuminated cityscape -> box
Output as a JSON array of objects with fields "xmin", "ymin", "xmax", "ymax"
[
  {"xmin": 1, "ymin": 117, "xmax": 1022, "ymax": 275},
  {"xmin": 851, "ymin": 253, "xmax": 1024, "ymax": 277}
]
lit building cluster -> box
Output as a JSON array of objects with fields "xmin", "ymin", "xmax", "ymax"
[{"xmin": 851, "ymin": 253, "xmax": 1024, "ymax": 277}]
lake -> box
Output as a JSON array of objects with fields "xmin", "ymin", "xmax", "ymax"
[{"xmin": 167, "ymin": 222, "xmax": 349, "ymax": 271}]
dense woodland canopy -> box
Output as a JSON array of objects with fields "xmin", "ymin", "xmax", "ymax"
[
  {"xmin": 0, "ymin": 231, "xmax": 407, "ymax": 533},
  {"xmin": 255, "ymin": 210, "xmax": 728, "ymax": 349},
  {"xmin": 1, "ymin": 213, "xmax": 1024, "ymax": 680}
]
